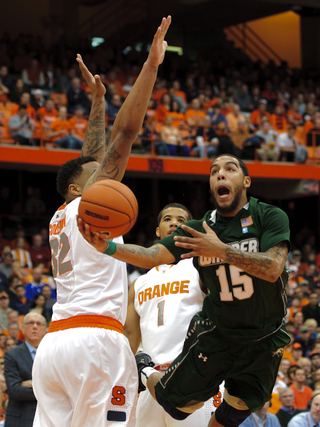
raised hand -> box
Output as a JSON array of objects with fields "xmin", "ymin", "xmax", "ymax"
[
  {"xmin": 174, "ymin": 221, "xmax": 225, "ymax": 259},
  {"xmin": 76, "ymin": 54, "xmax": 106, "ymax": 98},
  {"xmin": 146, "ymin": 15, "xmax": 172, "ymax": 68}
]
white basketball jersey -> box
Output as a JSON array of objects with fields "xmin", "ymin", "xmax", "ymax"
[
  {"xmin": 49, "ymin": 197, "xmax": 128, "ymax": 324},
  {"xmin": 134, "ymin": 258, "xmax": 204, "ymax": 365}
]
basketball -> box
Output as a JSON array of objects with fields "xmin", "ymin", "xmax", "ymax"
[{"xmin": 78, "ymin": 179, "xmax": 138, "ymax": 239}]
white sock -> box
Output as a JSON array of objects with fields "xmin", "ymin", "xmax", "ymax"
[{"xmin": 141, "ymin": 366, "xmax": 157, "ymax": 387}]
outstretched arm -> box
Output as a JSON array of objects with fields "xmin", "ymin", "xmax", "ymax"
[
  {"xmin": 77, "ymin": 217, "xmax": 175, "ymax": 268},
  {"xmin": 77, "ymin": 54, "xmax": 106, "ymax": 163},
  {"xmin": 85, "ymin": 15, "xmax": 171, "ymax": 186}
]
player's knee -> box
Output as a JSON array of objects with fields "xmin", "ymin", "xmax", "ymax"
[
  {"xmin": 214, "ymin": 400, "xmax": 251, "ymax": 427},
  {"xmin": 155, "ymin": 391, "xmax": 190, "ymax": 421}
]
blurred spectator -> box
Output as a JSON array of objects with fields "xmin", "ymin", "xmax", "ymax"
[
  {"xmin": 0, "ymin": 254, "xmax": 13, "ymax": 279},
  {"xmin": 307, "ymin": 117, "xmax": 320, "ymax": 147},
  {"xmin": 230, "ymin": 117, "xmax": 252, "ymax": 158},
  {"xmin": 166, "ymin": 99, "xmax": 185, "ymax": 127},
  {"xmin": 289, "ymin": 367, "xmax": 313, "ymax": 409},
  {"xmin": 0, "ymin": 66, "xmax": 13, "ymax": 98},
  {"xmin": 31, "ymin": 89, "xmax": 45, "ymax": 110},
  {"xmin": 270, "ymin": 105, "xmax": 288, "ymax": 134},
  {"xmin": 24, "ymin": 266, "xmax": 52, "ymax": 302},
  {"xmin": 160, "ymin": 115, "xmax": 189, "ymax": 156},
  {"xmin": 250, "ymin": 99, "xmax": 271, "ymax": 129},
  {"xmin": 291, "ymin": 343, "xmax": 304, "ymax": 366},
  {"xmin": 66, "ymin": 76, "xmax": 90, "ymax": 115},
  {"xmin": 294, "ymin": 325, "xmax": 314, "ymax": 357},
  {"xmin": 185, "ymin": 98, "xmax": 206, "ymax": 127},
  {"xmin": 298, "ymin": 357, "xmax": 312, "ymax": 383},
  {"xmin": 302, "ymin": 293, "xmax": 320, "ymax": 325},
  {"xmin": 49, "ymin": 106, "xmax": 83, "ymax": 149},
  {"xmin": 68, "ymin": 105, "xmax": 88, "ymax": 143},
  {"xmin": 304, "ymin": 318, "xmax": 318, "ymax": 341},
  {"xmin": 139, "ymin": 119, "xmax": 169, "ymax": 155},
  {"xmin": 11, "ymin": 92, "xmax": 36, "ymax": 120},
  {"xmin": 9, "ymin": 284, "xmax": 32, "ymax": 316},
  {"xmin": 5, "ymin": 323, "xmax": 23, "ymax": 346},
  {"xmin": 107, "ymin": 94, "xmax": 122, "ymax": 126},
  {"xmin": 0, "ymin": 335, "xmax": 6, "ymax": 358},
  {"xmin": 276, "ymin": 387, "xmax": 303, "ymax": 427},
  {"xmin": 37, "ymin": 98, "xmax": 58, "ymax": 127},
  {"xmin": 41, "ymin": 285, "xmax": 56, "ymax": 319},
  {"xmin": 287, "ymin": 101, "xmax": 303, "ymax": 126},
  {"xmin": 29, "ymin": 294, "xmax": 51, "ymax": 324},
  {"xmin": 21, "ymin": 58, "xmax": 45, "ymax": 90},
  {"xmin": 261, "ymin": 80, "xmax": 277, "ymax": 107},
  {"xmin": 193, "ymin": 115, "xmax": 219, "ymax": 158},
  {"xmin": 215, "ymin": 119, "xmax": 236, "ymax": 156},
  {"xmin": 183, "ymin": 76, "xmax": 199, "ymax": 103},
  {"xmin": 278, "ymin": 358, "xmax": 291, "ymax": 385},
  {"xmin": 11, "ymin": 237, "xmax": 32, "ymax": 269},
  {"xmin": 207, "ymin": 103, "xmax": 228, "ymax": 129},
  {"xmin": 0, "ymin": 292, "xmax": 12, "ymax": 332},
  {"xmin": 235, "ymin": 84, "xmax": 253, "ymax": 112},
  {"xmin": 5, "ymin": 338, "xmax": 16, "ymax": 352},
  {"xmin": 226, "ymin": 104, "xmax": 246, "ymax": 132},
  {"xmin": 8, "ymin": 104, "xmax": 35, "ymax": 146},
  {"xmin": 239, "ymin": 401, "xmax": 280, "ymax": 427},
  {"xmin": 288, "ymin": 393, "xmax": 320, "ymax": 427},
  {"xmin": 275, "ymin": 125, "xmax": 297, "ymax": 162},
  {"xmin": 10, "ymin": 79, "xmax": 25, "ymax": 103}
]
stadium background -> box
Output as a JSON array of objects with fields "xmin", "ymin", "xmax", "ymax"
[{"xmin": 0, "ymin": 0, "xmax": 320, "ymax": 247}]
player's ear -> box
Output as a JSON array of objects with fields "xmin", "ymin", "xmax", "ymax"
[
  {"xmin": 244, "ymin": 176, "xmax": 251, "ymax": 189},
  {"xmin": 69, "ymin": 183, "xmax": 82, "ymax": 197},
  {"xmin": 156, "ymin": 227, "xmax": 160, "ymax": 238}
]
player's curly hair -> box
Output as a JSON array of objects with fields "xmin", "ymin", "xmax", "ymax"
[
  {"xmin": 157, "ymin": 203, "xmax": 192, "ymax": 226},
  {"xmin": 56, "ymin": 156, "xmax": 97, "ymax": 198},
  {"xmin": 214, "ymin": 154, "xmax": 249, "ymax": 177}
]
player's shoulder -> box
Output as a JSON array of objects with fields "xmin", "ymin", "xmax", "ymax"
[{"xmin": 250, "ymin": 197, "xmax": 287, "ymax": 218}]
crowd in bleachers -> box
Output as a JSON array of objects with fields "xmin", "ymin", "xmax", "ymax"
[{"xmin": 0, "ymin": 32, "xmax": 320, "ymax": 160}]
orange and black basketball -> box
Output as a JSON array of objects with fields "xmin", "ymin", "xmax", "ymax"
[{"xmin": 78, "ymin": 180, "xmax": 138, "ymax": 239}]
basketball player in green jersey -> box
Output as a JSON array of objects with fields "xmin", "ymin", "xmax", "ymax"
[{"xmin": 78, "ymin": 154, "xmax": 291, "ymax": 427}]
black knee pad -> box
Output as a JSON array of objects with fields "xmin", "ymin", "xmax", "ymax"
[
  {"xmin": 155, "ymin": 391, "xmax": 190, "ymax": 421},
  {"xmin": 215, "ymin": 400, "xmax": 251, "ymax": 427}
]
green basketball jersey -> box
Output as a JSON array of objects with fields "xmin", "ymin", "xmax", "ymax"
[{"xmin": 158, "ymin": 197, "xmax": 290, "ymax": 342}]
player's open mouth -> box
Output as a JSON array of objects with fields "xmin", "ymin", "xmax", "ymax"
[{"xmin": 217, "ymin": 186, "xmax": 230, "ymax": 198}]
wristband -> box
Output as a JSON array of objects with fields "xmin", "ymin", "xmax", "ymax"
[{"xmin": 103, "ymin": 241, "xmax": 117, "ymax": 256}]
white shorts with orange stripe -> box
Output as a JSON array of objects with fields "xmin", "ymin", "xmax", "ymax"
[{"xmin": 32, "ymin": 317, "xmax": 138, "ymax": 427}]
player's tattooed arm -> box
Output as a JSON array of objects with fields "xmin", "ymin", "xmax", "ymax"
[
  {"xmin": 77, "ymin": 218, "xmax": 176, "ymax": 268},
  {"xmin": 76, "ymin": 54, "xmax": 106, "ymax": 163},
  {"xmin": 224, "ymin": 241, "xmax": 289, "ymax": 282},
  {"xmin": 81, "ymin": 98, "xmax": 106, "ymax": 162}
]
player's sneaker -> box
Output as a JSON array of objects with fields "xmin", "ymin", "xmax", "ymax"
[{"xmin": 135, "ymin": 352, "xmax": 155, "ymax": 393}]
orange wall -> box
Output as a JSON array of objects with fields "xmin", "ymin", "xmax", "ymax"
[{"xmin": 228, "ymin": 11, "xmax": 301, "ymax": 69}]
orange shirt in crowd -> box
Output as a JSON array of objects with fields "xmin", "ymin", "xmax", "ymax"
[
  {"xmin": 38, "ymin": 107, "xmax": 58, "ymax": 127},
  {"xmin": 250, "ymin": 110, "xmax": 271, "ymax": 127},
  {"xmin": 50, "ymin": 118, "xmax": 71, "ymax": 141},
  {"xmin": 152, "ymin": 88, "xmax": 167, "ymax": 104},
  {"xmin": 166, "ymin": 111, "xmax": 185, "ymax": 127},
  {"xmin": 289, "ymin": 384, "xmax": 313, "ymax": 410},
  {"xmin": 69, "ymin": 117, "xmax": 88, "ymax": 140},
  {"xmin": 270, "ymin": 114, "xmax": 288, "ymax": 133},
  {"xmin": 11, "ymin": 104, "xmax": 36, "ymax": 120},
  {"xmin": 203, "ymin": 96, "xmax": 220, "ymax": 110},
  {"xmin": 185, "ymin": 109, "xmax": 206, "ymax": 125},
  {"xmin": 155, "ymin": 104, "xmax": 170, "ymax": 124}
]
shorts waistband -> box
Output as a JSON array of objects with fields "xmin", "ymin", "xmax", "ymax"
[
  {"xmin": 48, "ymin": 315, "xmax": 123, "ymax": 334},
  {"xmin": 155, "ymin": 363, "xmax": 171, "ymax": 372}
]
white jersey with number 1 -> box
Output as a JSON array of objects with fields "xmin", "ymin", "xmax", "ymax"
[{"xmin": 134, "ymin": 258, "xmax": 224, "ymax": 427}]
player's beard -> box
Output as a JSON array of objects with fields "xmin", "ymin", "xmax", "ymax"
[{"xmin": 211, "ymin": 185, "xmax": 243, "ymax": 215}]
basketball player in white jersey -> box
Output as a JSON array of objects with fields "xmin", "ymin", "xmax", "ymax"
[
  {"xmin": 124, "ymin": 203, "xmax": 224, "ymax": 427},
  {"xmin": 32, "ymin": 16, "xmax": 171, "ymax": 427}
]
